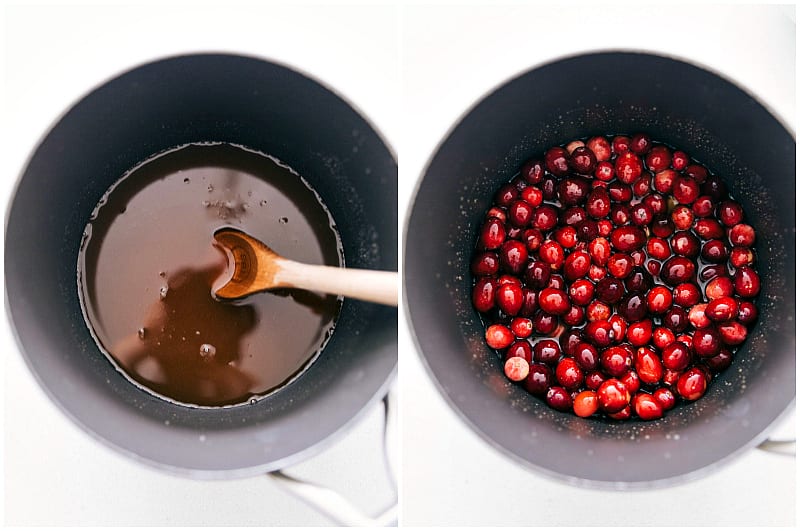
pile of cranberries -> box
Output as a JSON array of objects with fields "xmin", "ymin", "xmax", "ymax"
[{"xmin": 471, "ymin": 134, "xmax": 760, "ymax": 421}]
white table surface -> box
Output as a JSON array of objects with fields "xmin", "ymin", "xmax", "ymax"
[
  {"xmin": 2, "ymin": 2, "xmax": 398, "ymax": 526},
  {"xmin": 2, "ymin": 1, "xmax": 797, "ymax": 528},
  {"xmin": 398, "ymin": 3, "xmax": 796, "ymax": 527}
]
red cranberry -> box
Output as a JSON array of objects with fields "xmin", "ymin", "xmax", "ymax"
[
  {"xmin": 646, "ymin": 237, "xmax": 670, "ymax": 260},
  {"xmin": 524, "ymin": 260, "xmax": 551, "ymax": 289},
  {"xmin": 541, "ymin": 175, "xmax": 558, "ymax": 200},
  {"xmin": 612, "ymin": 135, "xmax": 630, "ymax": 154},
  {"xmin": 500, "ymin": 240, "xmax": 528, "ymax": 274},
  {"xmin": 643, "ymin": 193, "xmax": 668, "ymax": 217},
  {"xmin": 646, "ymin": 145, "xmax": 671, "ymax": 172},
  {"xmin": 586, "ymin": 300, "xmax": 611, "ymax": 322},
  {"xmin": 609, "ymin": 315, "xmax": 627, "ymax": 343},
  {"xmin": 702, "ymin": 175, "xmax": 728, "ymax": 200},
  {"xmin": 607, "ymin": 405, "xmax": 632, "ymax": 420},
  {"xmin": 524, "ymin": 363, "xmax": 552, "ymax": 395},
  {"xmin": 504, "ymin": 356, "xmax": 530, "ymax": 382},
  {"xmin": 676, "ymin": 367, "xmax": 707, "ymax": 401},
  {"xmin": 485, "ymin": 324, "xmax": 513, "ymax": 349},
  {"xmin": 660, "ymin": 256, "xmax": 696, "ymax": 286},
  {"xmin": 737, "ymin": 300, "xmax": 758, "ymax": 326},
  {"xmin": 733, "ymin": 266, "xmax": 760, "ymax": 298},
  {"xmin": 694, "ymin": 218, "xmax": 725, "ymax": 240},
  {"xmin": 510, "ymin": 317, "xmax": 533, "ymax": 338},
  {"xmin": 533, "ymin": 339, "xmax": 561, "ymax": 365},
  {"xmin": 610, "ymin": 203, "xmax": 631, "ymax": 226},
  {"xmin": 495, "ymin": 283, "xmax": 523, "ymax": 316},
  {"xmin": 597, "ymin": 378, "xmax": 630, "ymax": 413},
  {"xmin": 672, "ymin": 176, "xmax": 700, "ymax": 204},
  {"xmin": 589, "ymin": 264, "xmax": 607, "ymax": 282},
  {"xmin": 546, "ymin": 386, "xmax": 573, "ymax": 411},
  {"xmin": 585, "ymin": 370, "xmax": 605, "ymax": 391},
  {"xmin": 620, "ymin": 369, "xmax": 640, "ymax": 394},
  {"xmin": 608, "ymin": 182, "xmax": 633, "ymax": 203},
  {"xmin": 705, "ymin": 348, "xmax": 734, "ymax": 372},
  {"xmin": 563, "ymin": 251, "xmax": 591, "ymax": 282},
  {"xmin": 634, "ymin": 347, "xmax": 662, "ymax": 385},
  {"xmin": 585, "ymin": 319, "xmax": 615, "ymax": 348},
  {"xmin": 565, "ymin": 305, "xmax": 585, "ymax": 328},
  {"xmin": 629, "ymin": 133, "xmax": 651, "ymax": 154},
  {"xmin": 692, "ymin": 196, "xmax": 715, "ymax": 218},
  {"xmin": 645, "ymin": 259, "xmax": 661, "ymax": 277},
  {"xmin": 688, "ymin": 303, "xmax": 711, "ymax": 329},
  {"xmin": 685, "ymin": 164, "xmax": 708, "ymax": 183},
  {"xmin": 494, "ymin": 183, "xmax": 517, "ymax": 207},
  {"xmin": 618, "ymin": 292, "xmax": 647, "ymax": 322},
  {"xmin": 480, "ymin": 218, "xmax": 506, "ymax": 249},
  {"xmin": 610, "ymin": 226, "xmax": 646, "ymax": 252},
  {"xmin": 730, "ymin": 247, "xmax": 755, "ymax": 268},
  {"xmin": 625, "ymin": 267, "xmax": 653, "ymax": 293},
  {"xmin": 705, "ymin": 296, "xmax": 738, "ymax": 322},
  {"xmin": 653, "ymin": 169, "xmax": 677, "ymax": 194},
  {"xmin": 506, "ymin": 200, "xmax": 531, "ymax": 227},
  {"xmin": 558, "ymin": 176, "xmax": 591, "ymax": 206},
  {"xmin": 575, "ymin": 220, "xmax": 599, "ymax": 242},
  {"xmin": 594, "ymin": 161, "xmax": 615, "ymax": 181},
  {"xmin": 569, "ymin": 146, "xmax": 597, "ymax": 175},
  {"xmin": 587, "ymin": 136, "xmax": 611, "ymax": 161},
  {"xmin": 729, "ymin": 223, "xmax": 755, "ymax": 247},
  {"xmin": 614, "ymin": 151, "xmax": 643, "ymax": 184},
  {"xmin": 573, "ymin": 390, "xmax": 599, "ymax": 417},
  {"xmin": 692, "ymin": 327, "xmax": 722, "ymax": 358},
  {"xmin": 538, "ymin": 287, "xmax": 570, "ymax": 315},
  {"xmin": 559, "ymin": 328, "xmax": 584, "ymax": 357},
  {"xmin": 671, "ymin": 206, "xmax": 694, "ymax": 231},
  {"xmin": 595, "ymin": 277, "xmax": 625, "ymax": 304},
  {"xmin": 532, "ymin": 311, "xmax": 558, "ymax": 335},
  {"xmin": 587, "ymin": 187, "xmax": 611, "ymax": 219},
  {"xmin": 521, "ymin": 186, "xmax": 543, "ymax": 207},
  {"xmin": 574, "ymin": 342, "xmax": 600, "ymax": 371},
  {"xmin": 505, "ymin": 340, "xmax": 532, "ymax": 362},
  {"xmin": 705, "ymin": 274, "xmax": 734, "ymax": 299},
  {"xmin": 718, "ymin": 200, "xmax": 744, "ymax": 227},
  {"xmin": 632, "ymin": 174, "xmax": 652, "ymax": 197},
  {"xmin": 671, "ymin": 150, "xmax": 689, "ymax": 171},
  {"xmin": 718, "ymin": 321, "xmax": 747, "ymax": 345},
  {"xmin": 608, "ymin": 253, "xmax": 634, "ymax": 279},
  {"xmin": 651, "ymin": 217, "xmax": 674, "ymax": 238},
  {"xmin": 588, "ymin": 237, "xmax": 611, "ymax": 266},
  {"xmin": 556, "ymin": 358, "xmax": 584, "ymax": 390},
  {"xmin": 646, "ymin": 286, "xmax": 673, "ymax": 314},
  {"xmin": 663, "ymin": 306, "xmax": 689, "ymax": 332},
  {"xmin": 539, "ymin": 240, "xmax": 565, "ymax": 270},
  {"xmin": 661, "ymin": 341, "xmax": 691, "ymax": 371},
  {"xmin": 701, "ymin": 239, "xmax": 728, "ymax": 263},
  {"xmin": 471, "ymin": 251, "xmax": 499, "ymax": 276},
  {"xmin": 546, "ymin": 272, "xmax": 565, "ymax": 290},
  {"xmin": 662, "ymin": 369, "xmax": 681, "ymax": 387},
  {"xmin": 627, "ymin": 320, "xmax": 653, "ymax": 346},
  {"xmin": 600, "ymin": 346, "xmax": 631, "ymax": 377},
  {"xmin": 532, "ymin": 204, "xmax": 559, "ymax": 232},
  {"xmin": 554, "ymin": 226, "xmax": 578, "ymax": 249},
  {"xmin": 521, "ymin": 159, "xmax": 545, "ymax": 184},
  {"xmin": 544, "ymin": 146, "xmax": 570, "ymax": 176},
  {"xmin": 472, "ymin": 277, "xmax": 496, "ymax": 313},
  {"xmin": 633, "ymin": 392, "xmax": 663, "ymax": 420}
]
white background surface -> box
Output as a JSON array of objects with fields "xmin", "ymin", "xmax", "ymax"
[
  {"xmin": 2, "ymin": 1, "xmax": 398, "ymax": 526},
  {"xmin": 2, "ymin": 1, "xmax": 798, "ymax": 528},
  {"xmin": 398, "ymin": 2, "xmax": 797, "ymax": 528}
]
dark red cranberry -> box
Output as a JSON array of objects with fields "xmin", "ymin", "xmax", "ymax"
[
  {"xmin": 705, "ymin": 348, "xmax": 734, "ymax": 372},
  {"xmin": 532, "ymin": 338, "xmax": 560, "ymax": 366},
  {"xmin": 705, "ymin": 296, "xmax": 738, "ymax": 322},
  {"xmin": 627, "ymin": 320, "xmax": 653, "ymax": 346},
  {"xmin": 610, "ymin": 203, "xmax": 631, "ymax": 226},
  {"xmin": 499, "ymin": 240, "xmax": 528, "ymax": 274},
  {"xmin": 645, "ymin": 259, "xmax": 661, "ymax": 277},
  {"xmin": 471, "ymin": 251, "xmax": 499, "ymax": 276},
  {"xmin": 568, "ymin": 146, "xmax": 597, "ymax": 175},
  {"xmin": 661, "ymin": 341, "xmax": 691, "ymax": 371},
  {"xmin": 607, "ymin": 253, "xmax": 634, "ymax": 279},
  {"xmin": 559, "ymin": 328, "xmax": 584, "ymax": 357},
  {"xmin": 632, "ymin": 174, "xmax": 651, "ymax": 197},
  {"xmin": 663, "ymin": 306, "xmax": 689, "ymax": 332},
  {"xmin": 563, "ymin": 305, "xmax": 586, "ymax": 326},
  {"xmin": 608, "ymin": 181, "xmax": 633, "ymax": 202},
  {"xmin": 692, "ymin": 196, "xmax": 715, "ymax": 218},
  {"xmin": 671, "ymin": 150, "xmax": 689, "ymax": 171},
  {"xmin": 594, "ymin": 161, "xmax": 615, "ymax": 181},
  {"xmin": 587, "ymin": 187, "xmax": 611, "ymax": 219},
  {"xmin": 629, "ymin": 133, "xmax": 651, "ymax": 154},
  {"xmin": 589, "ymin": 237, "xmax": 611, "ymax": 266},
  {"xmin": 614, "ymin": 151, "xmax": 643, "ymax": 184},
  {"xmin": 676, "ymin": 367, "xmax": 707, "ymax": 401},
  {"xmin": 524, "ymin": 363, "xmax": 552, "ymax": 395},
  {"xmin": 653, "ymin": 169, "xmax": 677, "ymax": 194},
  {"xmin": 585, "ymin": 319, "xmax": 615, "ymax": 348},
  {"xmin": 505, "ymin": 340, "xmax": 532, "ymax": 362},
  {"xmin": 563, "ymin": 250, "xmax": 591, "ymax": 281},
  {"xmin": 595, "ymin": 277, "xmax": 624, "ymax": 304},
  {"xmin": 573, "ymin": 342, "xmax": 599, "ymax": 371},
  {"xmin": 737, "ymin": 300, "xmax": 758, "ymax": 326},
  {"xmin": 701, "ymin": 239, "xmax": 728, "ymax": 263},
  {"xmin": 643, "ymin": 193, "xmax": 668, "ymax": 217},
  {"xmin": 646, "ymin": 145, "xmax": 671, "ymax": 172},
  {"xmin": 587, "ymin": 136, "xmax": 611, "ymax": 161},
  {"xmin": 600, "ymin": 346, "xmax": 632, "ymax": 377},
  {"xmin": 651, "ymin": 217, "xmax": 674, "ymax": 238},
  {"xmin": 653, "ymin": 387, "xmax": 676, "ymax": 410},
  {"xmin": 485, "ymin": 324, "xmax": 514, "ymax": 349},
  {"xmin": 544, "ymin": 146, "xmax": 570, "ymax": 176},
  {"xmin": 508, "ymin": 200, "xmax": 533, "ymax": 227},
  {"xmin": 610, "ymin": 226, "xmax": 646, "ymax": 252},
  {"xmin": 561, "ymin": 206, "xmax": 588, "ymax": 226},
  {"xmin": 646, "ymin": 286, "xmax": 672, "ymax": 314},
  {"xmin": 702, "ymin": 175, "xmax": 728, "ymax": 200},
  {"xmin": 532, "ymin": 204, "xmax": 559, "ymax": 232},
  {"xmin": 556, "ymin": 358, "xmax": 584, "ymax": 389},
  {"xmin": 575, "ymin": 220, "xmax": 599, "ymax": 242},
  {"xmin": 612, "ymin": 135, "xmax": 630, "ymax": 154},
  {"xmin": 733, "ymin": 266, "xmax": 760, "ymax": 298},
  {"xmin": 673, "ymin": 283, "xmax": 701, "ymax": 307},
  {"xmin": 717, "ymin": 321, "xmax": 747, "ymax": 346},
  {"xmin": 630, "ymin": 203, "xmax": 654, "ymax": 226},
  {"xmin": 625, "ymin": 267, "xmax": 653, "ymax": 293},
  {"xmin": 618, "ymin": 292, "xmax": 647, "ymax": 322},
  {"xmin": 532, "ymin": 310, "xmax": 558, "ymax": 335},
  {"xmin": 495, "ymin": 283, "xmax": 523, "ymax": 316},
  {"xmin": 597, "ymin": 378, "xmax": 630, "ymax": 413},
  {"xmin": 694, "ymin": 218, "xmax": 725, "ymax": 240},
  {"xmin": 479, "ymin": 218, "xmax": 506, "ymax": 250},
  {"xmin": 546, "ymin": 386, "xmax": 573, "ymax": 411},
  {"xmin": 633, "ymin": 392, "xmax": 663, "ymax": 420},
  {"xmin": 660, "ymin": 256, "xmax": 696, "ymax": 286},
  {"xmin": 541, "ymin": 175, "xmax": 558, "ymax": 200},
  {"xmin": 692, "ymin": 327, "xmax": 722, "ymax": 358},
  {"xmin": 546, "ymin": 273, "xmax": 565, "ymax": 290},
  {"xmin": 585, "ymin": 370, "xmax": 605, "ymax": 391},
  {"xmin": 670, "ymin": 231, "xmax": 701, "ymax": 258},
  {"xmin": 718, "ymin": 200, "xmax": 744, "ymax": 227},
  {"xmin": 524, "ymin": 260, "xmax": 550, "ymax": 289},
  {"xmin": 685, "ymin": 163, "xmax": 708, "ymax": 182},
  {"xmin": 672, "ymin": 176, "xmax": 700, "ymax": 204},
  {"xmin": 472, "ymin": 277, "xmax": 496, "ymax": 313},
  {"xmin": 539, "ymin": 240, "xmax": 565, "ymax": 270},
  {"xmin": 558, "ymin": 177, "xmax": 591, "ymax": 206},
  {"xmin": 494, "ymin": 183, "xmax": 517, "ymax": 207},
  {"xmin": 521, "ymin": 159, "xmax": 545, "ymax": 184}
]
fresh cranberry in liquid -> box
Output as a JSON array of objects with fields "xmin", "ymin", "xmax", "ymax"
[
  {"xmin": 564, "ymin": 250, "xmax": 591, "ymax": 281},
  {"xmin": 539, "ymin": 240, "xmax": 565, "ymax": 270},
  {"xmin": 568, "ymin": 146, "xmax": 597, "ymax": 175},
  {"xmin": 671, "ymin": 206, "xmax": 694, "ymax": 231},
  {"xmin": 629, "ymin": 133, "xmax": 651, "ymax": 154},
  {"xmin": 646, "ymin": 145, "xmax": 671, "ymax": 172},
  {"xmin": 705, "ymin": 296, "xmax": 738, "ymax": 322},
  {"xmin": 671, "ymin": 150, "xmax": 689, "ymax": 171},
  {"xmin": 500, "ymin": 240, "xmax": 528, "ymax": 274},
  {"xmin": 524, "ymin": 363, "xmax": 552, "ymax": 395},
  {"xmin": 597, "ymin": 378, "xmax": 630, "ymax": 413},
  {"xmin": 672, "ymin": 176, "xmax": 700, "ymax": 204},
  {"xmin": 734, "ymin": 266, "xmax": 761, "ymax": 298},
  {"xmin": 663, "ymin": 306, "xmax": 689, "ymax": 332},
  {"xmin": 585, "ymin": 319, "xmax": 615, "ymax": 348},
  {"xmin": 600, "ymin": 346, "xmax": 632, "ymax": 377},
  {"xmin": 472, "ymin": 277, "xmax": 496, "ymax": 313},
  {"xmin": 661, "ymin": 341, "xmax": 691, "ymax": 371},
  {"xmin": 495, "ymin": 283, "xmax": 523, "ymax": 316},
  {"xmin": 485, "ymin": 324, "xmax": 514, "ymax": 349},
  {"xmin": 692, "ymin": 196, "xmax": 715, "ymax": 218},
  {"xmin": 730, "ymin": 247, "xmax": 755, "ymax": 268},
  {"xmin": 594, "ymin": 161, "xmax": 615, "ymax": 181},
  {"xmin": 521, "ymin": 159, "xmax": 545, "ymax": 184},
  {"xmin": 612, "ymin": 135, "xmax": 630, "ymax": 154},
  {"xmin": 505, "ymin": 340, "xmax": 533, "ymax": 362},
  {"xmin": 692, "ymin": 327, "xmax": 722, "ymax": 358},
  {"xmin": 737, "ymin": 300, "xmax": 758, "ymax": 326},
  {"xmin": 625, "ymin": 267, "xmax": 653, "ymax": 293},
  {"xmin": 573, "ymin": 390, "xmax": 599, "ymax": 417},
  {"xmin": 634, "ymin": 393, "xmax": 664, "ymax": 420},
  {"xmin": 546, "ymin": 386, "xmax": 574, "ymax": 411},
  {"xmin": 718, "ymin": 320, "xmax": 748, "ymax": 346},
  {"xmin": 635, "ymin": 347, "xmax": 663, "ymax": 384},
  {"xmin": 673, "ymin": 283, "xmax": 701, "ymax": 307},
  {"xmin": 702, "ymin": 174, "xmax": 728, "ymax": 200},
  {"xmin": 533, "ymin": 339, "xmax": 561, "ymax": 365},
  {"xmin": 705, "ymin": 275, "xmax": 734, "ymax": 299},
  {"xmin": 587, "ymin": 136, "xmax": 612, "ymax": 161},
  {"xmin": 646, "ymin": 285, "xmax": 673, "ymax": 314},
  {"xmin": 479, "ymin": 218, "xmax": 506, "ymax": 250},
  {"xmin": 610, "ymin": 226, "xmax": 646, "ymax": 252},
  {"xmin": 618, "ymin": 292, "xmax": 647, "ymax": 322},
  {"xmin": 544, "ymin": 146, "xmax": 570, "ymax": 176},
  {"xmin": 718, "ymin": 200, "xmax": 744, "ymax": 227},
  {"xmin": 677, "ymin": 367, "xmax": 707, "ymax": 401},
  {"xmin": 532, "ymin": 311, "xmax": 558, "ymax": 335},
  {"xmin": 471, "ymin": 251, "xmax": 499, "ymax": 276},
  {"xmin": 660, "ymin": 256, "xmax": 696, "ymax": 286},
  {"xmin": 653, "ymin": 388, "xmax": 676, "ymax": 410},
  {"xmin": 694, "ymin": 218, "xmax": 725, "ymax": 240},
  {"xmin": 705, "ymin": 348, "xmax": 734, "ymax": 372},
  {"xmin": 556, "ymin": 358, "xmax": 584, "ymax": 390},
  {"xmin": 627, "ymin": 320, "xmax": 653, "ymax": 346},
  {"xmin": 586, "ymin": 300, "xmax": 612, "ymax": 322},
  {"xmin": 701, "ymin": 239, "xmax": 728, "ymax": 263}
]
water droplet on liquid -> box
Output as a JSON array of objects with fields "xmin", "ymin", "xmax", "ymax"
[
  {"xmin": 207, "ymin": 184, "xmax": 214, "ymax": 192},
  {"xmin": 200, "ymin": 343, "xmax": 217, "ymax": 358},
  {"xmin": 159, "ymin": 286, "xmax": 168, "ymax": 299},
  {"xmin": 279, "ymin": 217, "xmax": 288, "ymax": 224},
  {"xmin": 260, "ymin": 200, "xmax": 267, "ymax": 206},
  {"xmin": 183, "ymin": 177, "xmax": 190, "ymax": 183},
  {"xmin": 249, "ymin": 398, "xmax": 257, "ymax": 405},
  {"xmin": 137, "ymin": 328, "xmax": 146, "ymax": 339}
]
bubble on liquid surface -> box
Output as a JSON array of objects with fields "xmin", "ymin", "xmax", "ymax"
[
  {"xmin": 260, "ymin": 200, "xmax": 267, "ymax": 206},
  {"xmin": 279, "ymin": 217, "xmax": 288, "ymax": 224},
  {"xmin": 200, "ymin": 343, "xmax": 217, "ymax": 358},
  {"xmin": 159, "ymin": 286, "xmax": 169, "ymax": 300},
  {"xmin": 249, "ymin": 398, "xmax": 258, "ymax": 405},
  {"xmin": 137, "ymin": 327, "xmax": 146, "ymax": 340}
]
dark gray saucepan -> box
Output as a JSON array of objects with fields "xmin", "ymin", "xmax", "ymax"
[
  {"xmin": 5, "ymin": 53, "xmax": 397, "ymax": 478},
  {"xmin": 404, "ymin": 51, "xmax": 795, "ymax": 487}
]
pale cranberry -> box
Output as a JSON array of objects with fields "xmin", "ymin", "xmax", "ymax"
[
  {"xmin": 718, "ymin": 321, "xmax": 748, "ymax": 345},
  {"xmin": 485, "ymin": 324, "xmax": 514, "ymax": 349},
  {"xmin": 504, "ymin": 357, "xmax": 530, "ymax": 381},
  {"xmin": 573, "ymin": 390, "xmax": 599, "ymax": 417},
  {"xmin": 586, "ymin": 300, "xmax": 612, "ymax": 322}
]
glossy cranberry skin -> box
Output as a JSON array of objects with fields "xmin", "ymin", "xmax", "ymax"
[
  {"xmin": 521, "ymin": 159, "xmax": 546, "ymax": 184},
  {"xmin": 677, "ymin": 367, "xmax": 707, "ymax": 401},
  {"xmin": 718, "ymin": 321, "xmax": 748, "ymax": 346},
  {"xmin": 564, "ymin": 250, "xmax": 591, "ymax": 281},
  {"xmin": 524, "ymin": 363, "xmax": 552, "ymax": 396},
  {"xmin": 594, "ymin": 160, "xmax": 615, "ymax": 181},
  {"xmin": 510, "ymin": 317, "xmax": 533, "ymax": 338},
  {"xmin": 705, "ymin": 296, "xmax": 738, "ymax": 322},
  {"xmin": 632, "ymin": 174, "xmax": 651, "ymax": 197},
  {"xmin": 495, "ymin": 283, "xmax": 523, "ymax": 316},
  {"xmin": 568, "ymin": 146, "xmax": 597, "ymax": 175},
  {"xmin": 705, "ymin": 274, "xmax": 734, "ymax": 299},
  {"xmin": 718, "ymin": 200, "xmax": 744, "ymax": 227},
  {"xmin": 646, "ymin": 145, "xmax": 671, "ymax": 172},
  {"xmin": 505, "ymin": 340, "xmax": 533, "ymax": 362},
  {"xmin": 609, "ymin": 315, "xmax": 627, "ymax": 344},
  {"xmin": 585, "ymin": 319, "xmax": 615, "ymax": 348},
  {"xmin": 537, "ymin": 287, "xmax": 569, "ymax": 316},
  {"xmin": 625, "ymin": 267, "xmax": 653, "ymax": 293},
  {"xmin": 499, "ymin": 240, "xmax": 527, "ymax": 275},
  {"xmin": 546, "ymin": 386, "xmax": 573, "ymax": 411},
  {"xmin": 663, "ymin": 306, "xmax": 689, "ymax": 332},
  {"xmin": 673, "ymin": 283, "xmax": 701, "ymax": 307},
  {"xmin": 670, "ymin": 231, "xmax": 700, "ymax": 258},
  {"xmin": 524, "ymin": 260, "xmax": 550, "ymax": 289},
  {"xmin": 729, "ymin": 223, "xmax": 756, "ymax": 247},
  {"xmin": 653, "ymin": 169, "xmax": 677, "ymax": 194},
  {"xmin": 597, "ymin": 378, "xmax": 630, "ymax": 413},
  {"xmin": 671, "ymin": 206, "xmax": 694, "ymax": 231},
  {"xmin": 541, "ymin": 175, "xmax": 558, "ymax": 200},
  {"xmin": 532, "ymin": 204, "xmax": 559, "ymax": 232},
  {"xmin": 651, "ymin": 388, "xmax": 675, "ymax": 411},
  {"xmin": 544, "ymin": 146, "xmax": 570, "ymax": 176},
  {"xmin": 556, "ymin": 358, "xmax": 584, "ymax": 390},
  {"xmin": 692, "ymin": 327, "xmax": 722, "ymax": 358},
  {"xmin": 635, "ymin": 347, "xmax": 663, "ymax": 385},
  {"xmin": 730, "ymin": 247, "xmax": 755, "ymax": 268},
  {"xmin": 586, "ymin": 187, "xmax": 611, "ymax": 219},
  {"xmin": 532, "ymin": 311, "xmax": 558, "ymax": 335},
  {"xmin": 479, "ymin": 218, "xmax": 506, "ymax": 250},
  {"xmin": 485, "ymin": 324, "xmax": 514, "ymax": 349},
  {"xmin": 734, "ymin": 266, "xmax": 760, "ymax": 298},
  {"xmin": 646, "ymin": 237, "xmax": 670, "ymax": 261},
  {"xmin": 533, "ymin": 339, "xmax": 561, "ymax": 366},
  {"xmin": 559, "ymin": 328, "xmax": 584, "ymax": 357},
  {"xmin": 672, "ymin": 176, "xmax": 700, "ymax": 204},
  {"xmin": 610, "ymin": 226, "xmax": 646, "ymax": 252},
  {"xmin": 629, "ymin": 133, "xmax": 651, "ymax": 154},
  {"xmin": 575, "ymin": 220, "xmax": 599, "ymax": 243},
  {"xmin": 608, "ymin": 253, "xmax": 634, "ymax": 279},
  {"xmin": 472, "ymin": 277, "xmax": 496, "ymax": 312},
  {"xmin": 588, "ymin": 264, "xmax": 607, "ymax": 282},
  {"xmin": 587, "ymin": 237, "xmax": 610, "ymax": 266},
  {"xmin": 660, "ymin": 256, "xmax": 696, "ymax": 286},
  {"xmin": 522, "ymin": 228, "xmax": 544, "ymax": 253},
  {"xmin": 608, "ymin": 182, "xmax": 633, "ymax": 203},
  {"xmin": 471, "ymin": 251, "xmax": 499, "ymax": 276},
  {"xmin": 633, "ymin": 393, "xmax": 664, "ymax": 420},
  {"xmin": 547, "ymin": 273, "xmax": 566, "ymax": 291},
  {"xmin": 662, "ymin": 341, "xmax": 691, "ymax": 371},
  {"xmin": 705, "ymin": 348, "xmax": 734, "ymax": 372},
  {"xmin": 584, "ymin": 370, "xmax": 605, "ymax": 391},
  {"xmin": 646, "ymin": 286, "xmax": 673, "ymax": 314},
  {"xmin": 594, "ymin": 277, "xmax": 623, "ymax": 304},
  {"xmin": 557, "ymin": 177, "xmax": 590, "ymax": 206},
  {"xmin": 572, "ymin": 342, "xmax": 598, "ymax": 371},
  {"xmin": 554, "ymin": 226, "xmax": 577, "ymax": 248},
  {"xmin": 586, "ymin": 136, "xmax": 611, "ymax": 161},
  {"xmin": 494, "ymin": 183, "xmax": 517, "ymax": 207},
  {"xmin": 630, "ymin": 203, "xmax": 654, "ymax": 226},
  {"xmin": 610, "ymin": 203, "xmax": 631, "ymax": 226},
  {"xmin": 694, "ymin": 218, "xmax": 725, "ymax": 240},
  {"xmin": 692, "ymin": 196, "xmax": 714, "ymax": 218},
  {"xmin": 626, "ymin": 320, "xmax": 653, "ymax": 347},
  {"xmin": 612, "ymin": 135, "xmax": 630, "ymax": 154},
  {"xmin": 618, "ymin": 292, "xmax": 647, "ymax": 322},
  {"xmin": 600, "ymin": 346, "xmax": 632, "ymax": 377},
  {"xmin": 701, "ymin": 239, "xmax": 728, "ymax": 263},
  {"xmin": 573, "ymin": 390, "xmax": 599, "ymax": 417},
  {"xmin": 613, "ymin": 151, "xmax": 642, "ymax": 184},
  {"xmin": 586, "ymin": 300, "xmax": 611, "ymax": 322},
  {"xmin": 620, "ymin": 369, "xmax": 640, "ymax": 394},
  {"xmin": 671, "ymin": 150, "xmax": 689, "ymax": 171},
  {"xmin": 539, "ymin": 240, "xmax": 565, "ymax": 270},
  {"xmin": 737, "ymin": 301, "xmax": 758, "ymax": 326}
]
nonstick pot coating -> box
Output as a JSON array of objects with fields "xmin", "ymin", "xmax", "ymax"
[
  {"xmin": 5, "ymin": 54, "xmax": 397, "ymax": 477},
  {"xmin": 405, "ymin": 52, "xmax": 795, "ymax": 487}
]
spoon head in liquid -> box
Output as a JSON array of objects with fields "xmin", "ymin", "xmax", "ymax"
[{"xmin": 212, "ymin": 228, "xmax": 281, "ymax": 300}]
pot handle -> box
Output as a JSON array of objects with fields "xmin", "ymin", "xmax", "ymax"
[
  {"xmin": 757, "ymin": 438, "xmax": 795, "ymax": 456},
  {"xmin": 267, "ymin": 390, "xmax": 397, "ymax": 526}
]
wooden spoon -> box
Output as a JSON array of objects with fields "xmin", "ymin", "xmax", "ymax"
[{"xmin": 212, "ymin": 228, "xmax": 397, "ymax": 306}]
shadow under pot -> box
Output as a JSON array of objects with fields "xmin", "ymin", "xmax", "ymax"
[{"xmin": 404, "ymin": 51, "xmax": 795, "ymax": 488}]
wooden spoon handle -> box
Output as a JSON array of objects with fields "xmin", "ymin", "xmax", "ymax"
[{"xmin": 276, "ymin": 261, "xmax": 398, "ymax": 306}]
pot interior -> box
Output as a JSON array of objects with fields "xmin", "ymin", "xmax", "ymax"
[
  {"xmin": 5, "ymin": 53, "xmax": 397, "ymax": 476},
  {"xmin": 405, "ymin": 52, "xmax": 795, "ymax": 486}
]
